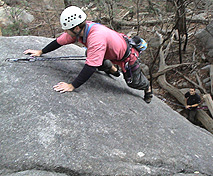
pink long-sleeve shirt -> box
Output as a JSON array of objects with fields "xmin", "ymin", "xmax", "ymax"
[{"xmin": 57, "ymin": 21, "xmax": 137, "ymax": 72}]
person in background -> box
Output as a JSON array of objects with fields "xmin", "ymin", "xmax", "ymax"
[
  {"xmin": 185, "ymin": 88, "xmax": 201, "ymax": 123},
  {"xmin": 24, "ymin": 6, "xmax": 152, "ymax": 103}
]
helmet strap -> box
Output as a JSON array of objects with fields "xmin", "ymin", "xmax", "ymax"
[{"xmin": 70, "ymin": 27, "xmax": 84, "ymax": 43}]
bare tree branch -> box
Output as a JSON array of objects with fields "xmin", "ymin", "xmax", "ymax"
[
  {"xmin": 176, "ymin": 71, "xmax": 207, "ymax": 94},
  {"xmin": 211, "ymin": 65, "xmax": 213, "ymax": 96},
  {"xmin": 147, "ymin": 63, "xmax": 191, "ymax": 79}
]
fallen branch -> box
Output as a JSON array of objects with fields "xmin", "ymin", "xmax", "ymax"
[
  {"xmin": 121, "ymin": 10, "xmax": 134, "ymax": 21},
  {"xmin": 176, "ymin": 71, "xmax": 207, "ymax": 94},
  {"xmin": 196, "ymin": 72, "xmax": 206, "ymax": 93},
  {"xmin": 147, "ymin": 63, "xmax": 191, "ymax": 79},
  {"xmin": 100, "ymin": 17, "xmax": 209, "ymax": 27},
  {"xmin": 203, "ymin": 94, "xmax": 213, "ymax": 117},
  {"xmin": 27, "ymin": 22, "xmax": 44, "ymax": 30},
  {"xmin": 192, "ymin": 45, "xmax": 196, "ymax": 62},
  {"xmin": 210, "ymin": 65, "xmax": 213, "ymax": 96}
]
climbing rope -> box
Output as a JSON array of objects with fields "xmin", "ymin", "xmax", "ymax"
[{"xmin": 5, "ymin": 55, "xmax": 86, "ymax": 62}]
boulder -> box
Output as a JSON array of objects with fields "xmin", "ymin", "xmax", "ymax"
[
  {"xmin": 34, "ymin": 0, "xmax": 65, "ymax": 10},
  {"xmin": 195, "ymin": 21, "xmax": 213, "ymax": 57},
  {"xmin": 3, "ymin": 0, "xmax": 23, "ymax": 6},
  {"xmin": 44, "ymin": 0, "xmax": 64, "ymax": 10},
  {"xmin": 148, "ymin": 37, "xmax": 160, "ymax": 48},
  {"xmin": 0, "ymin": 36, "xmax": 213, "ymax": 176},
  {"xmin": 0, "ymin": 6, "xmax": 34, "ymax": 26}
]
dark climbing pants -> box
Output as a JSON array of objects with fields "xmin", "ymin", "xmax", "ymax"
[
  {"xmin": 123, "ymin": 60, "xmax": 149, "ymax": 90},
  {"xmin": 187, "ymin": 109, "xmax": 198, "ymax": 124},
  {"xmin": 97, "ymin": 60, "xmax": 113, "ymax": 72},
  {"xmin": 98, "ymin": 59, "xmax": 149, "ymax": 91}
]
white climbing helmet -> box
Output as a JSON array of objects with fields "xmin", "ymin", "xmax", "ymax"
[{"xmin": 60, "ymin": 6, "xmax": 87, "ymax": 30}]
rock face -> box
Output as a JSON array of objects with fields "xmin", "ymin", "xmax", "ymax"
[
  {"xmin": 0, "ymin": 36, "xmax": 213, "ymax": 176},
  {"xmin": 195, "ymin": 21, "xmax": 213, "ymax": 58}
]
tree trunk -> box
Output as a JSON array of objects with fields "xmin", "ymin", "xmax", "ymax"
[
  {"xmin": 203, "ymin": 94, "xmax": 213, "ymax": 117},
  {"xmin": 210, "ymin": 65, "xmax": 213, "ymax": 96},
  {"xmin": 197, "ymin": 110, "xmax": 213, "ymax": 133}
]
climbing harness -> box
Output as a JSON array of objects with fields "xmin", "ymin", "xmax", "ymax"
[
  {"xmin": 5, "ymin": 55, "xmax": 86, "ymax": 62},
  {"xmin": 124, "ymin": 61, "xmax": 140, "ymax": 84},
  {"xmin": 83, "ymin": 22, "xmax": 101, "ymax": 55},
  {"xmin": 125, "ymin": 62, "xmax": 132, "ymax": 84},
  {"xmin": 122, "ymin": 35, "xmax": 147, "ymax": 84},
  {"xmin": 123, "ymin": 35, "xmax": 147, "ymax": 56},
  {"xmin": 86, "ymin": 23, "xmax": 99, "ymax": 39}
]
